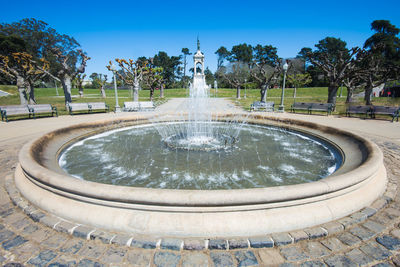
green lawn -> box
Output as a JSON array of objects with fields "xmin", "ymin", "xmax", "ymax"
[{"xmin": 1, "ymin": 85, "xmax": 399, "ymax": 116}]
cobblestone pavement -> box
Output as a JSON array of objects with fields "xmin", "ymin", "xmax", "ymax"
[{"xmin": 1, "ymin": 99, "xmax": 400, "ymax": 266}]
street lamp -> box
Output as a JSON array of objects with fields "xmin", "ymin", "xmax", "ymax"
[
  {"xmin": 244, "ymin": 78, "xmax": 247, "ymax": 99},
  {"xmin": 279, "ymin": 61, "xmax": 289, "ymax": 112},
  {"xmin": 110, "ymin": 63, "xmax": 121, "ymax": 112}
]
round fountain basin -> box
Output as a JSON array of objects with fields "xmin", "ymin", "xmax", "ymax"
[
  {"xmin": 15, "ymin": 114, "xmax": 387, "ymax": 237},
  {"xmin": 59, "ymin": 122, "xmax": 343, "ymax": 190}
]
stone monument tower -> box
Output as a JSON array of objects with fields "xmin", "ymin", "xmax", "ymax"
[{"xmin": 192, "ymin": 38, "xmax": 208, "ymax": 89}]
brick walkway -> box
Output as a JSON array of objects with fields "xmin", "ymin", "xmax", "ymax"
[{"xmin": 0, "ymin": 99, "xmax": 400, "ymax": 266}]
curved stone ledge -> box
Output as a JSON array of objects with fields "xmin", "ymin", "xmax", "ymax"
[{"xmin": 14, "ymin": 114, "xmax": 388, "ymax": 237}]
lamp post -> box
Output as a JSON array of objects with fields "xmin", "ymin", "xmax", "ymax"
[
  {"xmin": 279, "ymin": 61, "xmax": 289, "ymax": 112},
  {"xmin": 110, "ymin": 63, "xmax": 121, "ymax": 112},
  {"xmin": 244, "ymin": 78, "xmax": 247, "ymax": 99}
]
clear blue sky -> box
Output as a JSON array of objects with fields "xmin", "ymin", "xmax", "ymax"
[{"xmin": 2, "ymin": 0, "xmax": 400, "ymax": 77}]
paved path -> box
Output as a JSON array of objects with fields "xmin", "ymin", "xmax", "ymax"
[
  {"xmin": 0, "ymin": 98, "xmax": 400, "ymax": 266},
  {"xmin": 0, "ymin": 90, "xmax": 10, "ymax": 97}
]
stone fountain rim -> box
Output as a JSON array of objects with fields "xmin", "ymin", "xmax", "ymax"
[{"xmin": 18, "ymin": 113, "xmax": 382, "ymax": 210}]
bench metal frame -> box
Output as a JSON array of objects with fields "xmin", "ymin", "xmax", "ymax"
[
  {"xmin": 291, "ymin": 102, "xmax": 312, "ymax": 114},
  {"xmin": 88, "ymin": 102, "xmax": 109, "ymax": 113},
  {"xmin": 123, "ymin": 101, "xmax": 154, "ymax": 112},
  {"xmin": 28, "ymin": 104, "xmax": 58, "ymax": 119},
  {"xmin": 309, "ymin": 103, "xmax": 333, "ymax": 116},
  {"xmin": 346, "ymin": 105, "xmax": 372, "ymax": 119},
  {"xmin": 68, "ymin": 103, "xmax": 90, "ymax": 115},
  {"xmin": 371, "ymin": 106, "xmax": 399, "ymax": 122},
  {"xmin": 1, "ymin": 105, "xmax": 32, "ymax": 122},
  {"xmin": 291, "ymin": 102, "xmax": 333, "ymax": 115}
]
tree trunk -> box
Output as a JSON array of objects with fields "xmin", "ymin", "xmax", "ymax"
[
  {"xmin": 27, "ymin": 81, "xmax": 36, "ymax": 104},
  {"xmin": 133, "ymin": 83, "xmax": 139, "ymax": 102},
  {"xmin": 183, "ymin": 56, "xmax": 187, "ymax": 79},
  {"xmin": 293, "ymin": 87, "xmax": 297, "ymax": 99},
  {"xmin": 327, "ymin": 83, "xmax": 339, "ymax": 105},
  {"xmin": 260, "ymin": 84, "xmax": 267, "ymax": 102},
  {"xmin": 79, "ymin": 86, "xmax": 83, "ymax": 98},
  {"xmin": 61, "ymin": 75, "xmax": 73, "ymax": 104},
  {"xmin": 364, "ymin": 81, "xmax": 373, "ymax": 106},
  {"xmin": 160, "ymin": 84, "xmax": 164, "ymax": 98},
  {"xmin": 236, "ymin": 85, "xmax": 241, "ymax": 99},
  {"xmin": 100, "ymin": 86, "xmax": 106, "ymax": 98},
  {"xmin": 16, "ymin": 76, "xmax": 27, "ymax": 105},
  {"xmin": 150, "ymin": 88, "xmax": 154, "ymax": 101},
  {"xmin": 345, "ymin": 87, "xmax": 353, "ymax": 103}
]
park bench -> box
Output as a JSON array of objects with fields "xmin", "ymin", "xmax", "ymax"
[
  {"xmin": 123, "ymin": 101, "xmax": 140, "ymax": 111},
  {"xmin": 346, "ymin": 105, "xmax": 372, "ymax": 119},
  {"xmin": 88, "ymin": 102, "xmax": 109, "ymax": 113},
  {"xmin": 309, "ymin": 103, "xmax": 334, "ymax": 115},
  {"xmin": 250, "ymin": 101, "xmax": 275, "ymax": 112},
  {"xmin": 139, "ymin": 101, "xmax": 155, "ymax": 111},
  {"xmin": 371, "ymin": 106, "xmax": 399, "ymax": 122},
  {"xmin": 28, "ymin": 104, "xmax": 58, "ymax": 119},
  {"xmin": 67, "ymin": 103, "xmax": 90, "ymax": 115},
  {"xmin": 123, "ymin": 101, "xmax": 155, "ymax": 111},
  {"xmin": 0, "ymin": 105, "xmax": 32, "ymax": 122},
  {"xmin": 291, "ymin": 102, "xmax": 312, "ymax": 114},
  {"xmin": 0, "ymin": 105, "xmax": 20, "ymax": 120}
]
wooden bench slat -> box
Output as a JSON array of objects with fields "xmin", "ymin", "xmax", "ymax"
[
  {"xmin": 309, "ymin": 103, "xmax": 333, "ymax": 115},
  {"xmin": 123, "ymin": 101, "xmax": 155, "ymax": 111},
  {"xmin": 371, "ymin": 106, "xmax": 399, "ymax": 122},
  {"xmin": 28, "ymin": 104, "xmax": 58, "ymax": 118},
  {"xmin": 88, "ymin": 102, "xmax": 109, "ymax": 112},
  {"xmin": 291, "ymin": 102, "xmax": 312, "ymax": 113},
  {"xmin": 68, "ymin": 103, "xmax": 90, "ymax": 114},
  {"xmin": 291, "ymin": 102, "xmax": 332, "ymax": 115},
  {"xmin": 123, "ymin": 102, "xmax": 140, "ymax": 111},
  {"xmin": 139, "ymin": 102, "xmax": 155, "ymax": 111},
  {"xmin": 250, "ymin": 101, "xmax": 274, "ymax": 112},
  {"xmin": 1, "ymin": 105, "xmax": 31, "ymax": 122}
]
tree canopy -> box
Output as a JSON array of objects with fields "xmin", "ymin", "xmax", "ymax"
[
  {"xmin": 0, "ymin": 18, "xmax": 89, "ymax": 104},
  {"xmin": 152, "ymin": 51, "xmax": 181, "ymax": 88},
  {"xmin": 300, "ymin": 37, "xmax": 359, "ymax": 105}
]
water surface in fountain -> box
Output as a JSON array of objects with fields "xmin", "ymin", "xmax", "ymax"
[
  {"xmin": 58, "ymin": 43, "xmax": 342, "ymax": 190},
  {"xmin": 59, "ymin": 122, "xmax": 342, "ymax": 190}
]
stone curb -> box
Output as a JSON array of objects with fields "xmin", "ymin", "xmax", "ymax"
[{"xmin": 4, "ymin": 166, "xmax": 394, "ymax": 252}]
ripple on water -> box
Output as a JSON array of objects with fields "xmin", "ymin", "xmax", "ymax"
[{"xmin": 59, "ymin": 122, "xmax": 342, "ymax": 190}]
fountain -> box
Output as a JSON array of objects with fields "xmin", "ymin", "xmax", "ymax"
[
  {"xmin": 154, "ymin": 39, "xmax": 243, "ymax": 152},
  {"xmin": 13, "ymin": 42, "xmax": 387, "ymax": 237}
]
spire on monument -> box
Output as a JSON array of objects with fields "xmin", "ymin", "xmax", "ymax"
[{"xmin": 197, "ymin": 36, "xmax": 200, "ymax": 51}]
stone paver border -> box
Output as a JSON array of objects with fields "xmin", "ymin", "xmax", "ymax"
[{"xmin": 3, "ymin": 164, "xmax": 394, "ymax": 251}]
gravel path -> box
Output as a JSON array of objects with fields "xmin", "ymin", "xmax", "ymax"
[{"xmin": 0, "ymin": 90, "xmax": 10, "ymax": 97}]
